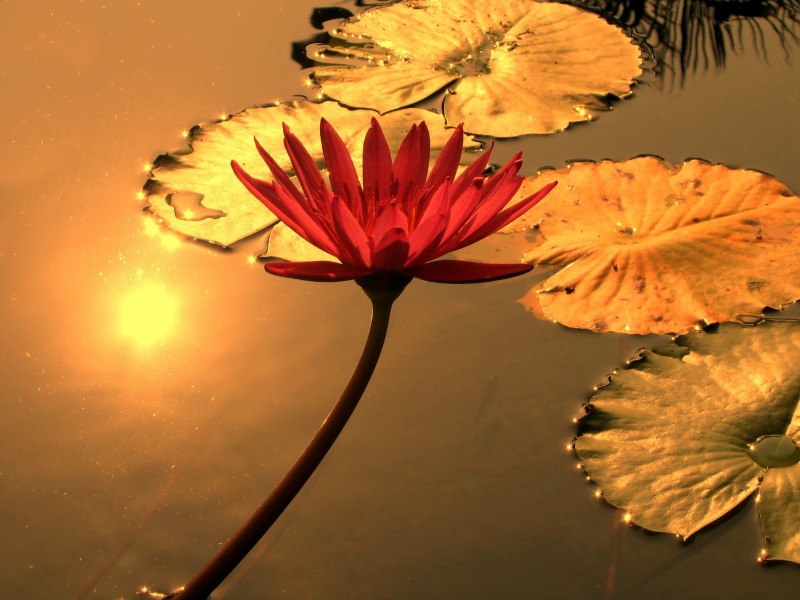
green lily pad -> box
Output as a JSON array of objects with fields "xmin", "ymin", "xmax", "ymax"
[
  {"xmin": 574, "ymin": 320, "xmax": 800, "ymax": 563},
  {"xmin": 502, "ymin": 157, "xmax": 800, "ymax": 334},
  {"xmin": 144, "ymin": 100, "xmax": 476, "ymax": 247},
  {"xmin": 310, "ymin": 0, "xmax": 643, "ymax": 137}
]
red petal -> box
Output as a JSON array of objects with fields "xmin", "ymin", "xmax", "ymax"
[
  {"xmin": 371, "ymin": 202, "xmax": 408, "ymax": 242},
  {"xmin": 412, "ymin": 178, "xmax": 451, "ymax": 232},
  {"xmin": 476, "ymin": 153, "xmax": 523, "ymax": 204},
  {"xmin": 426, "ymin": 124, "xmax": 463, "ymax": 192},
  {"xmin": 458, "ymin": 181, "xmax": 557, "ymax": 249},
  {"xmin": 320, "ymin": 119, "xmax": 363, "ymax": 221},
  {"xmin": 370, "ymin": 203, "xmax": 410, "ymax": 271},
  {"xmin": 362, "ymin": 118, "xmax": 393, "ymax": 222},
  {"xmin": 392, "ymin": 124, "xmax": 425, "ymax": 212},
  {"xmin": 414, "ymin": 122, "xmax": 431, "ymax": 190},
  {"xmin": 329, "ymin": 196, "xmax": 371, "ymax": 268},
  {"xmin": 264, "ymin": 260, "xmax": 369, "ymax": 281},
  {"xmin": 437, "ymin": 180, "xmax": 484, "ymax": 251},
  {"xmin": 450, "ymin": 144, "xmax": 492, "ymax": 199},
  {"xmin": 406, "ymin": 212, "xmax": 447, "ymax": 264},
  {"xmin": 253, "ymin": 137, "xmax": 306, "ymax": 206},
  {"xmin": 373, "ymin": 235, "xmax": 410, "ymax": 272},
  {"xmin": 456, "ymin": 165, "xmax": 524, "ymax": 243},
  {"xmin": 282, "ymin": 123, "xmax": 332, "ymax": 211},
  {"xmin": 470, "ymin": 153, "xmax": 523, "ymax": 216},
  {"xmin": 231, "ymin": 160, "xmax": 338, "ymax": 255},
  {"xmin": 406, "ymin": 260, "xmax": 533, "ymax": 283}
]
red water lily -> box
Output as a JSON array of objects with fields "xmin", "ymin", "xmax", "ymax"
[{"xmin": 231, "ymin": 118, "xmax": 556, "ymax": 283}]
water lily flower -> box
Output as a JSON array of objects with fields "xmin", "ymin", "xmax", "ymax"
[
  {"xmin": 231, "ymin": 118, "xmax": 556, "ymax": 283},
  {"xmin": 174, "ymin": 119, "xmax": 557, "ymax": 600}
]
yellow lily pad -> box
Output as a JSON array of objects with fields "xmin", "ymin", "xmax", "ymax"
[
  {"xmin": 503, "ymin": 157, "xmax": 800, "ymax": 334},
  {"xmin": 144, "ymin": 100, "xmax": 476, "ymax": 247},
  {"xmin": 266, "ymin": 222, "xmax": 337, "ymax": 263},
  {"xmin": 575, "ymin": 320, "xmax": 800, "ymax": 563},
  {"xmin": 310, "ymin": 0, "xmax": 643, "ymax": 137}
]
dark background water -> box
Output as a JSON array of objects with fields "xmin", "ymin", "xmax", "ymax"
[{"xmin": 1, "ymin": 1, "xmax": 799, "ymax": 598}]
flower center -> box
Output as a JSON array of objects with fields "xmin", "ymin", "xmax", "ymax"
[{"xmin": 746, "ymin": 434, "xmax": 800, "ymax": 468}]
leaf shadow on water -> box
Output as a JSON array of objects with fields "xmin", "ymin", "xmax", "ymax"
[{"xmin": 606, "ymin": 500, "xmax": 759, "ymax": 599}]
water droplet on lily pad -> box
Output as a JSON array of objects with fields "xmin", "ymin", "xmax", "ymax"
[
  {"xmin": 166, "ymin": 192, "xmax": 225, "ymax": 222},
  {"xmin": 747, "ymin": 434, "xmax": 800, "ymax": 468}
]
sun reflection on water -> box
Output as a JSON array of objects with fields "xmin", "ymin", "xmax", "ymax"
[{"xmin": 118, "ymin": 282, "xmax": 179, "ymax": 348}]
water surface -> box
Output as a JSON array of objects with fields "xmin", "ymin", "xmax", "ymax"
[{"xmin": 1, "ymin": 1, "xmax": 799, "ymax": 598}]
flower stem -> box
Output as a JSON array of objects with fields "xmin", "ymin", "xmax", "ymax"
[{"xmin": 172, "ymin": 276, "xmax": 410, "ymax": 600}]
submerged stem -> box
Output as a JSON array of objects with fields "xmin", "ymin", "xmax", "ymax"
[{"xmin": 172, "ymin": 275, "xmax": 410, "ymax": 600}]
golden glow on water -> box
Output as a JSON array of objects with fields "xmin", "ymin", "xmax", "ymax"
[
  {"xmin": 143, "ymin": 217, "xmax": 182, "ymax": 250},
  {"xmin": 143, "ymin": 217, "xmax": 160, "ymax": 236},
  {"xmin": 160, "ymin": 235, "xmax": 181, "ymax": 251},
  {"xmin": 118, "ymin": 283, "xmax": 179, "ymax": 347},
  {"xmin": 623, "ymin": 512, "xmax": 632, "ymax": 524},
  {"xmin": 137, "ymin": 587, "xmax": 170, "ymax": 599}
]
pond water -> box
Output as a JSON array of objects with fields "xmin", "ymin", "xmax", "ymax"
[{"xmin": 1, "ymin": 1, "xmax": 799, "ymax": 598}]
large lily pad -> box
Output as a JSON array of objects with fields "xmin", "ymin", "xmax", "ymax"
[
  {"xmin": 144, "ymin": 101, "xmax": 476, "ymax": 247},
  {"xmin": 310, "ymin": 0, "xmax": 643, "ymax": 137},
  {"xmin": 574, "ymin": 320, "xmax": 800, "ymax": 562},
  {"xmin": 503, "ymin": 157, "xmax": 800, "ymax": 334}
]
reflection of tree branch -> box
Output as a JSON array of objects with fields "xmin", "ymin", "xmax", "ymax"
[{"xmin": 556, "ymin": 0, "xmax": 800, "ymax": 86}]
